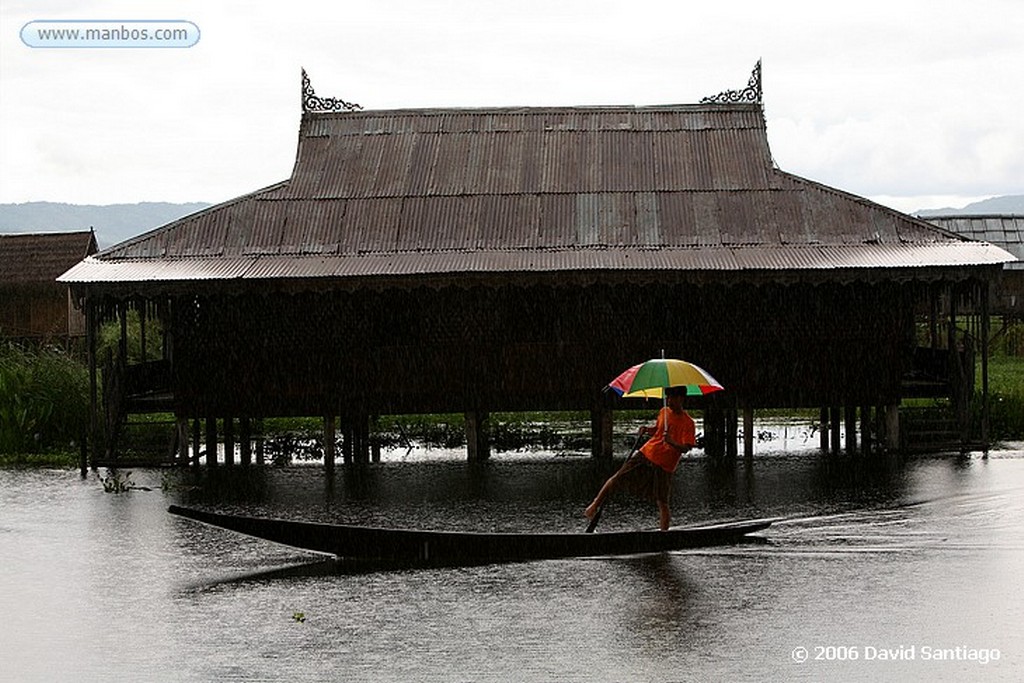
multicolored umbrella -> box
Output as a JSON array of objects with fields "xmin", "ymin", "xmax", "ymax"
[{"xmin": 608, "ymin": 358, "xmax": 724, "ymax": 399}]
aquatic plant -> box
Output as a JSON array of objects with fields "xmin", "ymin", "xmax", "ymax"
[
  {"xmin": 0, "ymin": 343, "xmax": 88, "ymax": 454},
  {"xmin": 99, "ymin": 470, "xmax": 135, "ymax": 493}
]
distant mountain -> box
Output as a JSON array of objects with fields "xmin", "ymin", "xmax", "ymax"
[
  {"xmin": 3, "ymin": 196, "xmax": 1021, "ymax": 250},
  {"xmin": 917, "ymin": 195, "xmax": 1024, "ymax": 217},
  {"xmin": 0, "ymin": 202, "xmax": 209, "ymax": 249}
]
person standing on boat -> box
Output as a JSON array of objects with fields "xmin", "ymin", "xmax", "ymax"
[{"xmin": 584, "ymin": 386, "xmax": 696, "ymax": 531}]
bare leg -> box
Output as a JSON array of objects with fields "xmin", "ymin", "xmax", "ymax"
[
  {"xmin": 585, "ymin": 474, "xmax": 620, "ymax": 519},
  {"xmin": 657, "ymin": 500, "xmax": 671, "ymax": 531}
]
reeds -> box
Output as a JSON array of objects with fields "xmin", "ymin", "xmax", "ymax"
[{"xmin": 0, "ymin": 343, "xmax": 88, "ymax": 453}]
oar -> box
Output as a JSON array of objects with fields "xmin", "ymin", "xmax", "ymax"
[{"xmin": 585, "ymin": 431, "xmax": 646, "ymax": 533}]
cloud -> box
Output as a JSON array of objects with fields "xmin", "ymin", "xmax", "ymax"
[{"xmin": 1, "ymin": 0, "xmax": 1021, "ymax": 208}]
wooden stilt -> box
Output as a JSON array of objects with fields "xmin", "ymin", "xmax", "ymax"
[
  {"xmin": 981, "ymin": 281, "xmax": 991, "ymax": 452},
  {"xmin": 205, "ymin": 415, "xmax": 218, "ymax": 466},
  {"xmin": 819, "ymin": 408, "xmax": 828, "ymax": 452},
  {"xmin": 590, "ymin": 408, "xmax": 613, "ymax": 459},
  {"xmin": 743, "ymin": 407, "xmax": 754, "ymax": 459},
  {"xmin": 176, "ymin": 415, "xmax": 190, "ymax": 463},
  {"xmin": 223, "ymin": 417, "xmax": 235, "ymax": 466},
  {"xmin": 465, "ymin": 411, "xmax": 491, "ymax": 462},
  {"xmin": 844, "ymin": 405, "xmax": 857, "ymax": 454},
  {"xmin": 704, "ymin": 405, "xmax": 725, "ymax": 458},
  {"xmin": 830, "ymin": 405, "xmax": 841, "ymax": 454},
  {"xmin": 884, "ymin": 403, "xmax": 900, "ymax": 451},
  {"xmin": 324, "ymin": 415, "xmax": 336, "ymax": 473},
  {"xmin": 342, "ymin": 420, "xmax": 353, "ymax": 464},
  {"xmin": 139, "ymin": 298, "xmax": 147, "ymax": 363},
  {"xmin": 725, "ymin": 408, "xmax": 738, "ymax": 458},
  {"xmin": 255, "ymin": 419, "xmax": 265, "ymax": 466},
  {"xmin": 191, "ymin": 418, "xmax": 201, "ymax": 467},
  {"xmin": 240, "ymin": 417, "xmax": 252, "ymax": 466},
  {"xmin": 860, "ymin": 405, "xmax": 872, "ymax": 454},
  {"xmin": 371, "ymin": 415, "xmax": 381, "ymax": 463},
  {"xmin": 352, "ymin": 415, "xmax": 370, "ymax": 464},
  {"xmin": 85, "ymin": 300, "xmax": 98, "ymax": 474}
]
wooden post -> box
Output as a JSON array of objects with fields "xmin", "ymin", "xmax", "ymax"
[
  {"xmin": 205, "ymin": 415, "xmax": 218, "ymax": 466},
  {"xmin": 371, "ymin": 415, "xmax": 381, "ymax": 463},
  {"xmin": 191, "ymin": 418, "xmax": 201, "ymax": 467},
  {"xmin": 342, "ymin": 420, "xmax": 353, "ymax": 464},
  {"xmin": 884, "ymin": 403, "xmax": 900, "ymax": 451},
  {"xmin": 981, "ymin": 281, "xmax": 991, "ymax": 452},
  {"xmin": 324, "ymin": 415, "xmax": 336, "ymax": 474},
  {"xmin": 357, "ymin": 415, "xmax": 370, "ymax": 463},
  {"xmin": 830, "ymin": 405, "xmax": 841, "ymax": 454},
  {"xmin": 176, "ymin": 415, "xmax": 190, "ymax": 463},
  {"xmin": 743, "ymin": 407, "xmax": 754, "ymax": 459},
  {"xmin": 860, "ymin": 405, "xmax": 872, "ymax": 454},
  {"xmin": 223, "ymin": 417, "xmax": 234, "ymax": 466},
  {"xmin": 139, "ymin": 298, "xmax": 147, "ymax": 363},
  {"xmin": 255, "ymin": 419, "xmax": 265, "ymax": 466},
  {"xmin": 465, "ymin": 411, "xmax": 491, "ymax": 462},
  {"xmin": 819, "ymin": 408, "xmax": 828, "ymax": 451},
  {"xmin": 119, "ymin": 301, "xmax": 128, "ymax": 364},
  {"xmin": 85, "ymin": 299, "xmax": 98, "ymax": 474},
  {"xmin": 844, "ymin": 405, "xmax": 857, "ymax": 454},
  {"xmin": 704, "ymin": 405, "xmax": 724, "ymax": 458},
  {"xmin": 240, "ymin": 417, "xmax": 252, "ymax": 466},
  {"xmin": 590, "ymin": 408, "xmax": 613, "ymax": 459},
  {"xmin": 725, "ymin": 408, "xmax": 738, "ymax": 458}
]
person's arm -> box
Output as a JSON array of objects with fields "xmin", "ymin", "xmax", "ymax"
[
  {"xmin": 664, "ymin": 435, "xmax": 692, "ymax": 453},
  {"xmin": 637, "ymin": 409, "xmax": 664, "ymax": 437},
  {"xmin": 664, "ymin": 413, "xmax": 695, "ymax": 452}
]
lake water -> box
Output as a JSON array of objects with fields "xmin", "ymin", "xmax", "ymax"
[{"xmin": 2, "ymin": 440, "xmax": 1023, "ymax": 682}]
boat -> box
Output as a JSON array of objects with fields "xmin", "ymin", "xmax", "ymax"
[{"xmin": 168, "ymin": 505, "xmax": 773, "ymax": 566}]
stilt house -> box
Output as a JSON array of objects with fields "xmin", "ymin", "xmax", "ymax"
[{"xmin": 59, "ymin": 64, "xmax": 1013, "ymax": 464}]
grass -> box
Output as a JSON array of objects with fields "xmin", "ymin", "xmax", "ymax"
[
  {"xmin": 0, "ymin": 451, "xmax": 80, "ymax": 468},
  {"xmin": 0, "ymin": 343, "xmax": 89, "ymax": 456},
  {"xmin": 980, "ymin": 353, "xmax": 1024, "ymax": 439}
]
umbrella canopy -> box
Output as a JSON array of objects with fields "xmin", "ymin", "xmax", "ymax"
[{"xmin": 608, "ymin": 358, "xmax": 724, "ymax": 399}]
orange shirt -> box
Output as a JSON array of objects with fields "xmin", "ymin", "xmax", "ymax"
[{"xmin": 640, "ymin": 407, "xmax": 696, "ymax": 472}]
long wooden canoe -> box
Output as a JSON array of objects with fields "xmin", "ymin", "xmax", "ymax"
[{"xmin": 169, "ymin": 505, "xmax": 772, "ymax": 565}]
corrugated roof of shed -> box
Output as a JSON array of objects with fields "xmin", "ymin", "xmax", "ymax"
[
  {"xmin": 924, "ymin": 215, "xmax": 1024, "ymax": 270},
  {"xmin": 64, "ymin": 103, "xmax": 1014, "ymax": 285}
]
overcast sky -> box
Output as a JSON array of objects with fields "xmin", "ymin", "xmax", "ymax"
[{"xmin": 1, "ymin": 0, "xmax": 1021, "ymax": 213}]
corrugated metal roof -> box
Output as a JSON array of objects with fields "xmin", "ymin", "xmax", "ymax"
[
  {"xmin": 1, "ymin": 231, "xmax": 97, "ymax": 284},
  {"xmin": 925, "ymin": 215, "xmax": 1024, "ymax": 270},
  {"xmin": 69, "ymin": 103, "xmax": 1016, "ymax": 286},
  {"xmin": 60, "ymin": 242, "xmax": 1012, "ymax": 286}
]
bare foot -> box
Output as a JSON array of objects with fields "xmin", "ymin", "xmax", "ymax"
[{"xmin": 584, "ymin": 503, "xmax": 597, "ymax": 519}]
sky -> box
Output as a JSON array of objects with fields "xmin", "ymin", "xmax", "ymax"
[{"xmin": 1, "ymin": 0, "xmax": 1021, "ymax": 214}]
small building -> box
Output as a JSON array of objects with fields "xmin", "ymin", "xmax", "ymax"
[
  {"xmin": 922, "ymin": 215, "xmax": 1024, "ymax": 317},
  {"xmin": 0, "ymin": 230, "xmax": 98, "ymax": 344},
  {"xmin": 59, "ymin": 65, "xmax": 1014, "ymax": 464}
]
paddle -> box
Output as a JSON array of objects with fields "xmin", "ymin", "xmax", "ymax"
[{"xmin": 585, "ymin": 431, "xmax": 646, "ymax": 533}]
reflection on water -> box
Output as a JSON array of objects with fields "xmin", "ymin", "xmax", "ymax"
[{"xmin": 2, "ymin": 447, "xmax": 1023, "ymax": 682}]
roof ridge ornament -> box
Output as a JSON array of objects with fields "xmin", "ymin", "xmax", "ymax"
[
  {"xmin": 700, "ymin": 60, "xmax": 762, "ymax": 105},
  {"xmin": 301, "ymin": 68, "xmax": 362, "ymax": 113}
]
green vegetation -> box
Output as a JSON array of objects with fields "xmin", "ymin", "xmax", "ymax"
[
  {"xmin": 98, "ymin": 309, "xmax": 163, "ymax": 365},
  {"xmin": 0, "ymin": 343, "xmax": 88, "ymax": 456},
  {"xmin": 3, "ymin": 321, "xmax": 1022, "ymax": 468},
  {"xmin": 979, "ymin": 353, "xmax": 1024, "ymax": 440},
  {"xmin": 0, "ymin": 451, "xmax": 79, "ymax": 468}
]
